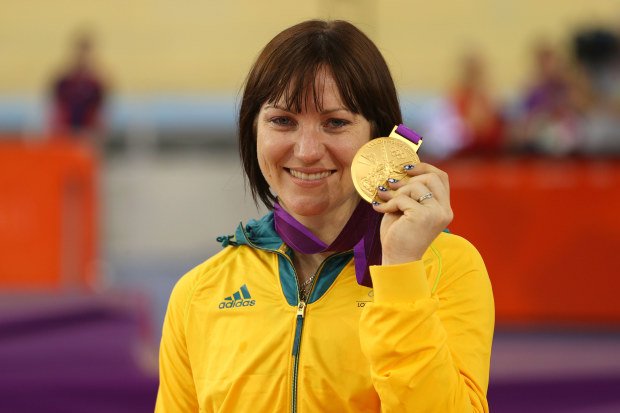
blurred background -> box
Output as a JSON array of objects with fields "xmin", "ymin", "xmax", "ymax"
[{"xmin": 1, "ymin": 1, "xmax": 619, "ymax": 412}]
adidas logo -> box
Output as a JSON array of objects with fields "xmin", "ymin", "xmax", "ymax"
[{"xmin": 218, "ymin": 284, "xmax": 256, "ymax": 309}]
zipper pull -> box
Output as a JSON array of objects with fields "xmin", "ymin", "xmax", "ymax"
[
  {"xmin": 292, "ymin": 301, "xmax": 306, "ymax": 357},
  {"xmin": 297, "ymin": 300, "xmax": 306, "ymax": 318}
]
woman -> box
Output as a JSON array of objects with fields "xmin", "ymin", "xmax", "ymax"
[{"xmin": 156, "ymin": 20, "xmax": 494, "ymax": 413}]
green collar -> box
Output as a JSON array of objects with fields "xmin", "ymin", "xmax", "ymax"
[
  {"xmin": 217, "ymin": 211, "xmax": 283, "ymax": 251},
  {"xmin": 216, "ymin": 212, "xmax": 356, "ymax": 305}
]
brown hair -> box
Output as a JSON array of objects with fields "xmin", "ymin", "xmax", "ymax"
[{"xmin": 238, "ymin": 19, "xmax": 402, "ymax": 209}]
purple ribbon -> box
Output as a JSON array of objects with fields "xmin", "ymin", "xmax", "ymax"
[
  {"xmin": 274, "ymin": 201, "xmax": 381, "ymax": 287},
  {"xmin": 396, "ymin": 124, "xmax": 423, "ymax": 144},
  {"xmin": 272, "ymin": 124, "xmax": 422, "ymax": 288}
]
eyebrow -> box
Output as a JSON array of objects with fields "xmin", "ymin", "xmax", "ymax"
[{"xmin": 264, "ymin": 104, "xmax": 351, "ymax": 114}]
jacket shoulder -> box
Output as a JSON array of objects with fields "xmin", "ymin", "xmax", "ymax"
[
  {"xmin": 167, "ymin": 245, "xmax": 257, "ymax": 310},
  {"xmin": 424, "ymin": 232, "xmax": 489, "ymax": 293},
  {"xmin": 431, "ymin": 232, "xmax": 484, "ymax": 262}
]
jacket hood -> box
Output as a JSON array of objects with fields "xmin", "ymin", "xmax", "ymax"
[{"xmin": 217, "ymin": 212, "xmax": 283, "ymax": 251}]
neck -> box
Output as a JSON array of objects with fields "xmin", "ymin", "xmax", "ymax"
[
  {"xmin": 293, "ymin": 249, "xmax": 330, "ymax": 274},
  {"xmin": 272, "ymin": 196, "xmax": 381, "ymax": 288}
]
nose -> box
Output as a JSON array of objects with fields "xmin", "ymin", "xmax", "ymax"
[{"xmin": 294, "ymin": 127, "xmax": 325, "ymax": 164}]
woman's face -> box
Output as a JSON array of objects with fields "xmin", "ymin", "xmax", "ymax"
[{"xmin": 256, "ymin": 70, "xmax": 372, "ymax": 222}]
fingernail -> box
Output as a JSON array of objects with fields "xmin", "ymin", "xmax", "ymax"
[
  {"xmin": 377, "ymin": 185, "xmax": 387, "ymax": 192},
  {"xmin": 372, "ymin": 201, "xmax": 380, "ymax": 206},
  {"xmin": 403, "ymin": 164, "xmax": 415, "ymax": 170},
  {"xmin": 387, "ymin": 178, "xmax": 399, "ymax": 184}
]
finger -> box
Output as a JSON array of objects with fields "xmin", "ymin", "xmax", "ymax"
[
  {"xmin": 376, "ymin": 180, "xmax": 432, "ymax": 203},
  {"xmin": 414, "ymin": 174, "xmax": 450, "ymax": 207},
  {"xmin": 373, "ymin": 192, "xmax": 423, "ymax": 215},
  {"xmin": 388, "ymin": 163, "xmax": 449, "ymax": 196},
  {"xmin": 388, "ymin": 174, "xmax": 449, "ymax": 207},
  {"xmin": 374, "ymin": 190, "xmax": 443, "ymax": 217},
  {"xmin": 402, "ymin": 162, "xmax": 450, "ymax": 193},
  {"xmin": 375, "ymin": 185, "xmax": 444, "ymax": 220}
]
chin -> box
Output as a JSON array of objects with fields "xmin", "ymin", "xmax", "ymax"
[{"xmin": 280, "ymin": 197, "xmax": 330, "ymax": 218}]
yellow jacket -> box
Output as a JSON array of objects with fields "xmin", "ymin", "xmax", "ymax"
[{"xmin": 156, "ymin": 213, "xmax": 494, "ymax": 412}]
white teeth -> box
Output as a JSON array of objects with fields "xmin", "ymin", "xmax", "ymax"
[{"xmin": 289, "ymin": 169, "xmax": 332, "ymax": 180}]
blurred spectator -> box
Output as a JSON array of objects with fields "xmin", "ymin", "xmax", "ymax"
[
  {"xmin": 511, "ymin": 40, "xmax": 581, "ymax": 155},
  {"xmin": 574, "ymin": 27, "xmax": 619, "ymax": 98},
  {"xmin": 571, "ymin": 26, "xmax": 620, "ymax": 154},
  {"xmin": 49, "ymin": 30, "xmax": 108, "ymax": 141},
  {"xmin": 417, "ymin": 97, "xmax": 466, "ymax": 161},
  {"xmin": 449, "ymin": 50, "xmax": 505, "ymax": 155},
  {"xmin": 421, "ymin": 50, "xmax": 505, "ymax": 160}
]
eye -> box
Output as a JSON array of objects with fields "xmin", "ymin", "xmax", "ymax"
[
  {"xmin": 269, "ymin": 116, "xmax": 295, "ymax": 128},
  {"xmin": 324, "ymin": 118, "xmax": 350, "ymax": 129}
]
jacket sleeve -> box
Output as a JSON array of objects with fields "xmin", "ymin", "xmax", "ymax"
[
  {"xmin": 359, "ymin": 238, "xmax": 494, "ymax": 413},
  {"xmin": 155, "ymin": 271, "xmax": 200, "ymax": 412}
]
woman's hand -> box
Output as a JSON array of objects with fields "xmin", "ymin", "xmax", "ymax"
[{"xmin": 372, "ymin": 162, "xmax": 453, "ymax": 265}]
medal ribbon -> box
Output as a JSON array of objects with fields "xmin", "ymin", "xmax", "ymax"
[{"xmin": 273, "ymin": 124, "xmax": 422, "ymax": 288}]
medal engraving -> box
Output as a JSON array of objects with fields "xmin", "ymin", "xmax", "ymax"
[{"xmin": 351, "ymin": 137, "xmax": 420, "ymax": 204}]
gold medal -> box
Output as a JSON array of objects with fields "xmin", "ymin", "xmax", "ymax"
[{"xmin": 351, "ymin": 125, "xmax": 422, "ymax": 204}]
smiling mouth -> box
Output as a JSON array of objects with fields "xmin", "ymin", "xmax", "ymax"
[{"xmin": 287, "ymin": 168, "xmax": 334, "ymax": 181}]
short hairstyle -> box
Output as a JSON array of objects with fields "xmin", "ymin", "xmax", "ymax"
[{"xmin": 238, "ymin": 19, "xmax": 402, "ymax": 209}]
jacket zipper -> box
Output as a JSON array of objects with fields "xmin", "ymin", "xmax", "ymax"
[
  {"xmin": 288, "ymin": 251, "xmax": 349, "ymax": 413},
  {"xmin": 291, "ymin": 300, "xmax": 306, "ymax": 413},
  {"xmin": 237, "ymin": 226, "xmax": 347, "ymax": 413},
  {"xmin": 290, "ymin": 259, "xmax": 323, "ymax": 413}
]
